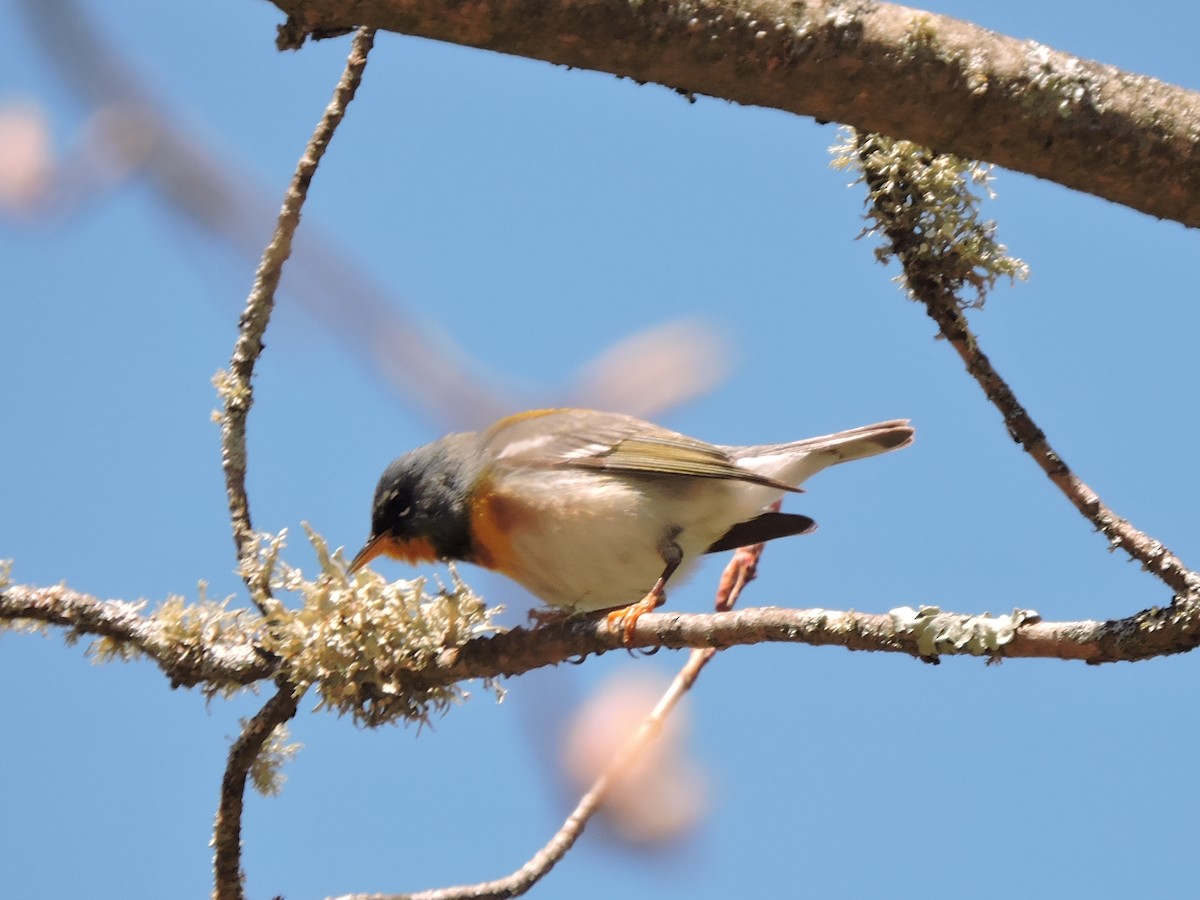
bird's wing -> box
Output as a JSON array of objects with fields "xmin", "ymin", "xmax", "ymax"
[{"xmin": 485, "ymin": 408, "xmax": 799, "ymax": 491}]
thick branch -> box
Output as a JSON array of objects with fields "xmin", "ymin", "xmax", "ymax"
[
  {"xmin": 8, "ymin": 587, "xmax": 1200, "ymax": 692},
  {"xmin": 269, "ymin": 0, "xmax": 1200, "ymax": 228},
  {"xmin": 419, "ymin": 600, "xmax": 1200, "ymax": 679}
]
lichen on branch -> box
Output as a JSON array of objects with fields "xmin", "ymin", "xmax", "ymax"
[
  {"xmin": 832, "ymin": 128, "xmax": 1028, "ymax": 307},
  {"xmin": 1, "ymin": 527, "xmax": 505, "ymax": 727},
  {"xmin": 248, "ymin": 721, "xmax": 303, "ymax": 797},
  {"xmin": 256, "ymin": 526, "xmax": 506, "ymax": 728}
]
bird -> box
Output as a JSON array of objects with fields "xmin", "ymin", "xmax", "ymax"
[{"xmin": 350, "ymin": 408, "xmax": 913, "ymax": 641}]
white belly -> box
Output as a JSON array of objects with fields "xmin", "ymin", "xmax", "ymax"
[{"xmin": 492, "ymin": 468, "xmax": 780, "ymax": 612}]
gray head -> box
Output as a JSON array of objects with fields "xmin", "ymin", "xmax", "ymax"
[{"xmin": 350, "ymin": 433, "xmax": 480, "ymax": 571}]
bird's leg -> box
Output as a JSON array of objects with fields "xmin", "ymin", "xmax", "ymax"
[{"xmin": 607, "ymin": 536, "xmax": 683, "ymax": 645}]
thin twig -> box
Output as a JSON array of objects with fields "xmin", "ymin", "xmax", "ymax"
[
  {"xmin": 922, "ymin": 294, "xmax": 1198, "ymax": 598},
  {"xmin": 213, "ymin": 683, "xmax": 302, "ymax": 900},
  {"xmin": 0, "ymin": 582, "xmax": 270, "ymax": 688},
  {"xmin": 212, "ymin": 28, "xmax": 376, "ymax": 900},
  {"xmin": 329, "ymin": 509, "xmax": 776, "ymax": 900},
  {"xmin": 852, "ymin": 133, "xmax": 1199, "ymax": 602},
  {"xmin": 219, "ymin": 26, "xmax": 377, "ymax": 610}
]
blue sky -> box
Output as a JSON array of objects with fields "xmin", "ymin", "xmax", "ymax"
[{"xmin": 3, "ymin": 1, "xmax": 1199, "ymax": 897}]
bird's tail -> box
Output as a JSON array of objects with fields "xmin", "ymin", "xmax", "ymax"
[{"xmin": 729, "ymin": 420, "xmax": 914, "ymax": 487}]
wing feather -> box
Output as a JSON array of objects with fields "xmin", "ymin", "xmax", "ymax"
[{"xmin": 484, "ymin": 409, "xmax": 800, "ymax": 491}]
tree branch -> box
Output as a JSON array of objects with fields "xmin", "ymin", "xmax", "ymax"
[
  {"xmin": 218, "ymin": 25, "xmax": 377, "ymax": 609},
  {"xmin": 8, "ymin": 585, "xmax": 1200, "ymax": 694},
  {"xmin": 849, "ymin": 132, "xmax": 1200, "ymax": 601},
  {"xmin": 213, "ymin": 684, "xmax": 302, "ymax": 900},
  {"xmin": 0, "ymin": 583, "xmax": 271, "ymax": 688},
  {"xmin": 921, "ymin": 291, "xmax": 1199, "ymax": 597},
  {"xmin": 329, "ymin": 517, "xmax": 773, "ymax": 900},
  {"xmin": 413, "ymin": 599, "xmax": 1200, "ymax": 675},
  {"xmin": 268, "ymin": 0, "xmax": 1200, "ymax": 228},
  {"xmin": 211, "ymin": 28, "xmax": 376, "ymax": 900}
]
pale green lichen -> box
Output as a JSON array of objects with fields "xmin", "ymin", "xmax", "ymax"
[
  {"xmin": 211, "ymin": 368, "xmax": 250, "ymax": 423},
  {"xmin": 889, "ymin": 605, "xmax": 1041, "ymax": 659},
  {"xmin": 1023, "ymin": 41, "xmax": 1105, "ymax": 118},
  {"xmin": 831, "ymin": 128, "xmax": 1029, "ymax": 308},
  {"xmin": 34, "ymin": 527, "xmax": 502, "ymax": 800},
  {"xmin": 962, "ymin": 46, "xmax": 991, "ymax": 96},
  {"xmin": 88, "ymin": 600, "xmax": 153, "ymax": 660},
  {"xmin": 35, "ymin": 527, "xmax": 503, "ymax": 726},
  {"xmin": 825, "ymin": 0, "xmax": 862, "ymax": 32},
  {"xmin": 248, "ymin": 722, "xmax": 303, "ymax": 797},
  {"xmin": 255, "ymin": 526, "xmax": 505, "ymax": 729},
  {"xmin": 900, "ymin": 16, "xmax": 991, "ymax": 96},
  {"xmin": 902, "ymin": 13, "xmax": 939, "ymax": 61},
  {"xmin": 211, "ymin": 368, "xmax": 249, "ymax": 406},
  {"xmin": 89, "ymin": 588, "xmax": 256, "ymax": 701},
  {"xmin": 0, "ymin": 561, "xmax": 43, "ymax": 637}
]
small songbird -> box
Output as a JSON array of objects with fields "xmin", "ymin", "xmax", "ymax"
[{"xmin": 350, "ymin": 409, "xmax": 913, "ymax": 639}]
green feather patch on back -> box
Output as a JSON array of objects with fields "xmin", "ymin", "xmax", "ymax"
[{"xmin": 570, "ymin": 437, "xmax": 801, "ymax": 492}]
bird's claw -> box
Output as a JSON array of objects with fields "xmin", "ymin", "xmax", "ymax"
[{"xmin": 606, "ymin": 588, "xmax": 665, "ymax": 645}]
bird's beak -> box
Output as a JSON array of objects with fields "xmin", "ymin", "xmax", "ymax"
[
  {"xmin": 349, "ymin": 533, "xmax": 389, "ymax": 573},
  {"xmin": 348, "ymin": 533, "xmax": 439, "ymax": 573}
]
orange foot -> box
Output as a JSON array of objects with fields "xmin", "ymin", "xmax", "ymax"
[{"xmin": 606, "ymin": 587, "xmax": 666, "ymax": 645}]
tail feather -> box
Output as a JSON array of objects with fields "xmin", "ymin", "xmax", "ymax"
[
  {"xmin": 727, "ymin": 419, "xmax": 913, "ymax": 487},
  {"xmin": 705, "ymin": 512, "xmax": 817, "ymax": 554}
]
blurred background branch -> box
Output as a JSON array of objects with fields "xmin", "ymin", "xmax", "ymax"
[{"xmin": 9, "ymin": 0, "xmax": 730, "ymax": 429}]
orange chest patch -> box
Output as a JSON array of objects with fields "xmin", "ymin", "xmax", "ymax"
[
  {"xmin": 380, "ymin": 535, "xmax": 439, "ymax": 565},
  {"xmin": 469, "ymin": 483, "xmax": 534, "ymax": 578}
]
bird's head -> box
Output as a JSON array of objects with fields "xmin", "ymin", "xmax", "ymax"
[{"xmin": 349, "ymin": 434, "xmax": 477, "ymax": 573}]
